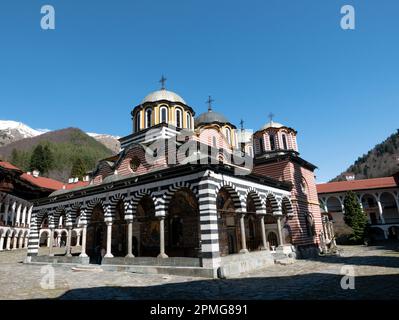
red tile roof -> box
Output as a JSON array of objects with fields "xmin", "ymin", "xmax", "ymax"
[
  {"xmin": 317, "ymin": 176, "xmax": 399, "ymax": 194},
  {"xmin": 0, "ymin": 161, "xmax": 22, "ymax": 172},
  {"xmin": 1, "ymin": 160, "xmax": 90, "ymax": 191}
]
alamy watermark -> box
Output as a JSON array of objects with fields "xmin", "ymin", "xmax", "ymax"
[
  {"xmin": 341, "ymin": 5, "xmax": 355, "ymax": 30},
  {"xmin": 40, "ymin": 5, "xmax": 55, "ymax": 30},
  {"xmin": 340, "ymin": 265, "xmax": 355, "ymax": 290}
]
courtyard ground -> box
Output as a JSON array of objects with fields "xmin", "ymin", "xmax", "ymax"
[{"xmin": 0, "ymin": 243, "xmax": 398, "ymax": 300}]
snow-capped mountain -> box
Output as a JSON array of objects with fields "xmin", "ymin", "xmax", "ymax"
[{"xmin": 0, "ymin": 120, "xmax": 120, "ymax": 153}]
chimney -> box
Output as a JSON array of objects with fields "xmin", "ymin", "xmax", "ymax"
[
  {"xmin": 32, "ymin": 170, "xmax": 40, "ymax": 178},
  {"xmin": 83, "ymin": 175, "xmax": 90, "ymax": 182},
  {"xmin": 74, "ymin": 177, "xmax": 78, "ymax": 183},
  {"xmin": 68, "ymin": 178, "xmax": 74, "ymax": 184}
]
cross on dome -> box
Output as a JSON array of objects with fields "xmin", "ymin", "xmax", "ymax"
[
  {"xmin": 206, "ymin": 95, "xmax": 214, "ymax": 112},
  {"xmin": 159, "ymin": 75, "xmax": 167, "ymax": 90}
]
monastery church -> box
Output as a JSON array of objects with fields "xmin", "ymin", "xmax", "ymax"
[{"xmin": 26, "ymin": 80, "xmax": 329, "ymax": 278}]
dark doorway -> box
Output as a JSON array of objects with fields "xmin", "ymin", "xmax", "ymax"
[{"xmin": 86, "ymin": 204, "xmax": 106, "ymax": 264}]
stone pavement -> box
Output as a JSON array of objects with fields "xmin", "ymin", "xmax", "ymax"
[{"xmin": 0, "ymin": 244, "xmax": 399, "ymax": 300}]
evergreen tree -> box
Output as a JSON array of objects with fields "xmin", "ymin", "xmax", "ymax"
[
  {"xmin": 11, "ymin": 148, "xmax": 20, "ymax": 167},
  {"xmin": 70, "ymin": 157, "xmax": 87, "ymax": 180},
  {"xmin": 29, "ymin": 144, "xmax": 54, "ymax": 175},
  {"xmin": 343, "ymin": 191, "xmax": 368, "ymax": 243}
]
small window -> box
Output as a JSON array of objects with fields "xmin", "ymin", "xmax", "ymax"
[
  {"xmin": 175, "ymin": 108, "xmax": 182, "ymax": 128},
  {"xmin": 130, "ymin": 157, "xmax": 140, "ymax": 172},
  {"xmin": 135, "ymin": 112, "xmax": 141, "ymax": 132},
  {"xmin": 301, "ymin": 178, "xmax": 308, "ymax": 195},
  {"xmin": 153, "ymin": 148, "xmax": 158, "ymax": 158},
  {"xmin": 145, "ymin": 108, "xmax": 152, "ymax": 128},
  {"xmin": 282, "ymin": 134, "xmax": 288, "ymax": 150},
  {"xmin": 160, "ymin": 106, "xmax": 168, "ymax": 123},
  {"xmin": 269, "ymin": 134, "xmax": 276, "ymax": 151}
]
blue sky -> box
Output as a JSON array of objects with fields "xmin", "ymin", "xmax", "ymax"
[{"xmin": 0, "ymin": 0, "xmax": 398, "ymax": 182}]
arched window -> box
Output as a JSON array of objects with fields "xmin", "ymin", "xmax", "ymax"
[
  {"xmin": 282, "ymin": 134, "xmax": 288, "ymax": 150},
  {"xmin": 130, "ymin": 156, "xmax": 140, "ymax": 172},
  {"xmin": 135, "ymin": 112, "xmax": 141, "ymax": 132},
  {"xmin": 186, "ymin": 113, "xmax": 191, "ymax": 129},
  {"xmin": 258, "ymin": 138, "xmax": 264, "ymax": 153},
  {"xmin": 175, "ymin": 108, "xmax": 182, "ymax": 128},
  {"xmin": 145, "ymin": 108, "xmax": 152, "ymax": 128},
  {"xmin": 225, "ymin": 128, "xmax": 232, "ymax": 145},
  {"xmin": 269, "ymin": 134, "xmax": 276, "ymax": 151},
  {"xmin": 160, "ymin": 106, "xmax": 168, "ymax": 123},
  {"xmin": 212, "ymin": 136, "xmax": 217, "ymax": 148}
]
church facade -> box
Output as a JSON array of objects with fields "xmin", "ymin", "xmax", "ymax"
[{"xmin": 26, "ymin": 84, "xmax": 324, "ymax": 278}]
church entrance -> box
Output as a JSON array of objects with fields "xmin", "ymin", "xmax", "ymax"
[
  {"xmin": 245, "ymin": 195, "xmax": 262, "ymax": 251},
  {"xmin": 136, "ymin": 196, "xmax": 158, "ymax": 257},
  {"xmin": 217, "ymin": 188, "xmax": 241, "ymax": 256},
  {"xmin": 86, "ymin": 204, "xmax": 106, "ymax": 264},
  {"xmin": 166, "ymin": 188, "xmax": 200, "ymax": 257}
]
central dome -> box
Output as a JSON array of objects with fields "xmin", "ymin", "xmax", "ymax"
[
  {"xmin": 195, "ymin": 110, "xmax": 230, "ymax": 126},
  {"xmin": 141, "ymin": 89, "xmax": 186, "ymax": 105},
  {"xmin": 261, "ymin": 121, "xmax": 284, "ymax": 130}
]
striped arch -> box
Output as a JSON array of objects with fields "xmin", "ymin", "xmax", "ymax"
[
  {"xmin": 130, "ymin": 189, "xmax": 158, "ymax": 216},
  {"xmin": 84, "ymin": 197, "xmax": 107, "ymax": 223},
  {"xmin": 69, "ymin": 202, "xmax": 83, "ymax": 226},
  {"xmin": 215, "ymin": 180, "xmax": 246, "ymax": 212},
  {"xmin": 161, "ymin": 181, "xmax": 199, "ymax": 216},
  {"xmin": 108, "ymin": 193, "xmax": 126, "ymax": 221},
  {"xmin": 245, "ymin": 188, "xmax": 266, "ymax": 214},
  {"xmin": 281, "ymin": 196, "xmax": 294, "ymax": 216},
  {"xmin": 54, "ymin": 205, "xmax": 66, "ymax": 226},
  {"xmin": 265, "ymin": 193, "xmax": 280, "ymax": 215}
]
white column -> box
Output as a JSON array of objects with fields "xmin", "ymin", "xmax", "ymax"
[
  {"xmin": 49, "ymin": 229, "xmax": 54, "ymax": 256},
  {"xmin": 10, "ymin": 205, "xmax": 16, "ymax": 226},
  {"xmin": 0, "ymin": 236, "xmax": 4, "ymax": 251},
  {"xmin": 56, "ymin": 234, "xmax": 61, "ymax": 247},
  {"xmin": 239, "ymin": 213, "xmax": 249, "ymax": 253},
  {"xmin": 105, "ymin": 222, "xmax": 113, "ymax": 258},
  {"xmin": 79, "ymin": 225, "xmax": 88, "ymax": 257},
  {"xmin": 157, "ymin": 217, "xmax": 168, "ymax": 258},
  {"xmin": 26, "ymin": 206, "xmax": 33, "ymax": 227},
  {"xmin": 46, "ymin": 234, "xmax": 50, "ymax": 247},
  {"xmin": 15, "ymin": 204, "xmax": 22, "ymax": 226},
  {"xmin": 4, "ymin": 204, "xmax": 9, "ymax": 225},
  {"xmin": 76, "ymin": 232, "xmax": 81, "ymax": 246},
  {"xmin": 377, "ymin": 197, "xmax": 385, "ymax": 224},
  {"xmin": 24, "ymin": 236, "xmax": 29, "ymax": 248},
  {"xmin": 6, "ymin": 236, "xmax": 11, "ymax": 250},
  {"xmin": 59, "ymin": 216, "xmax": 63, "ymax": 228},
  {"xmin": 21, "ymin": 206, "xmax": 27, "ymax": 227},
  {"xmin": 126, "ymin": 220, "xmax": 134, "ymax": 258},
  {"xmin": 18, "ymin": 235, "xmax": 24, "ymax": 248},
  {"xmin": 277, "ymin": 216, "xmax": 284, "ymax": 246},
  {"xmin": 66, "ymin": 228, "xmax": 72, "ymax": 257},
  {"xmin": 12, "ymin": 236, "xmax": 17, "ymax": 250},
  {"xmin": 260, "ymin": 215, "xmax": 268, "ymax": 250}
]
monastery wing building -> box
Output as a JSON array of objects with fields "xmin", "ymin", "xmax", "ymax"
[{"xmin": 26, "ymin": 85, "xmax": 324, "ymax": 278}]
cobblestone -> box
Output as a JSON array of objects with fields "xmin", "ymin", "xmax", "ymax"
[{"xmin": 0, "ymin": 244, "xmax": 398, "ymax": 299}]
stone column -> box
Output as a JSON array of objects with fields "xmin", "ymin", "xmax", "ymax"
[
  {"xmin": 26, "ymin": 206, "xmax": 33, "ymax": 228},
  {"xmin": 12, "ymin": 236, "xmax": 17, "ymax": 250},
  {"xmin": 6, "ymin": 236, "xmax": 11, "ymax": 250},
  {"xmin": 0, "ymin": 236, "xmax": 4, "ymax": 251},
  {"xmin": 377, "ymin": 198, "xmax": 386, "ymax": 224},
  {"xmin": 4, "ymin": 204, "xmax": 9, "ymax": 225},
  {"xmin": 10, "ymin": 207, "xmax": 16, "ymax": 226},
  {"xmin": 157, "ymin": 216, "xmax": 168, "ymax": 258},
  {"xmin": 76, "ymin": 232, "xmax": 81, "ymax": 246},
  {"xmin": 49, "ymin": 229, "xmax": 54, "ymax": 256},
  {"xmin": 277, "ymin": 216, "xmax": 284, "ymax": 246},
  {"xmin": 126, "ymin": 220, "xmax": 134, "ymax": 258},
  {"xmin": 239, "ymin": 213, "xmax": 249, "ymax": 253},
  {"xmin": 57, "ymin": 234, "xmax": 62, "ymax": 247},
  {"xmin": 15, "ymin": 204, "xmax": 21, "ymax": 226},
  {"xmin": 18, "ymin": 236, "xmax": 24, "ymax": 248},
  {"xmin": 66, "ymin": 227, "xmax": 72, "ymax": 257},
  {"xmin": 24, "ymin": 236, "xmax": 29, "ymax": 248},
  {"xmin": 260, "ymin": 215, "xmax": 268, "ymax": 250},
  {"xmin": 79, "ymin": 225, "xmax": 88, "ymax": 257},
  {"xmin": 59, "ymin": 216, "xmax": 63, "ymax": 228},
  {"xmin": 46, "ymin": 234, "xmax": 50, "ymax": 247},
  {"xmin": 21, "ymin": 206, "xmax": 27, "ymax": 227},
  {"xmin": 105, "ymin": 222, "xmax": 113, "ymax": 258}
]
